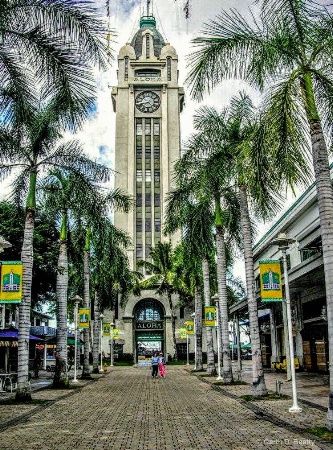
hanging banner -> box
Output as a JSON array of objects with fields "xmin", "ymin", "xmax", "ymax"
[
  {"xmin": 78, "ymin": 308, "xmax": 90, "ymax": 328},
  {"xmin": 204, "ymin": 306, "xmax": 216, "ymax": 327},
  {"xmin": 185, "ymin": 321, "xmax": 194, "ymax": 334},
  {"xmin": 113, "ymin": 328, "xmax": 119, "ymax": 340},
  {"xmin": 259, "ymin": 260, "xmax": 283, "ymax": 302},
  {"xmin": 179, "ymin": 328, "xmax": 187, "ymax": 339},
  {"xmin": 103, "ymin": 323, "xmax": 111, "ymax": 336},
  {"xmin": 0, "ymin": 261, "xmax": 23, "ymax": 303}
]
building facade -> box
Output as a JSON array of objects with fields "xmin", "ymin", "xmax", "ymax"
[{"xmin": 109, "ymin": 10, "xmax": 192, "ymax": 363}]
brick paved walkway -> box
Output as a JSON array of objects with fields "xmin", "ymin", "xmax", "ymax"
[{"xmin": 0, "ymin": 365, "xmax": 332, "ymax": 450}]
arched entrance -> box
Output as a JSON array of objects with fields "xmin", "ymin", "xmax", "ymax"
[{"xmin": 134, "ymin": 299, "xmax": 164, "ymax": 364}]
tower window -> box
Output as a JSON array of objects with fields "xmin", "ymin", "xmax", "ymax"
[
  {"xmin": 153, "ymin": 121, "xmax": 160, "ymax": 135},
  {"xmin": 155, "ymin": 218, "xmax": 161, "ymax": 232},
  {"xmin": 154, "ymin": 193, "xmax": 160, "ymax": 207},
  {"xmin": 136, "ymin": 170, "xmax": 143, "ymax": 182},
  {"xmin": 136, "ymin": 120, "xmax": 142, "ymax": 135},
  {"xmin": 167, "ymin": 57, "xmax": 171, "ymax": 81},
  {"xmin": 154, "ymin": 147, "xmax": 160, "ymax": 159},
  {"xmin": 135, "ymin": 69, "xmax": 161, "ymax": 78},
  {"xmin": 146, "ymin": 34, "xmax": 150, "ymax": 58},
  {"xmin": 136, "ymin": 218, "xmax": 142, "ymax": 231},
  {"xmin": 136, "ymin": 244, "xmax": 143, "ymax": 258},
  {"xmin": 146, "ymin": 169, "xmax": 151, "ymax": 182},
  {"xmin": 124, "ymin": 56, "xmax": 129, "ymax": 81},
  {"xmin": 136, "ymin": 193, "xmax": 142, "ymax": 206},
  {"xmin": 154, "ymin": 170, "xmax": 160, "ymax": 181},
  {"xmin": 145, "ymin": 218, "xmax": 152, "ymax": 232},
  {"xmin": 145, "ymin": 121, "xmax": 151, "ymax": 135},
  {"xmin": 145, "ymin": 193, "xmax": 151, "ymax": 206}
]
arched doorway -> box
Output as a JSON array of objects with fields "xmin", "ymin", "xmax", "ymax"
[{"xmin": 134, "ymin": 299, "xmax": 164, "ymax": 365}]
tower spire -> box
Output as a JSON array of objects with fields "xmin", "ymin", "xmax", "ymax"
[{"xmin": 147, "ymin": 0, "xmax": 150, "ymax": 17}]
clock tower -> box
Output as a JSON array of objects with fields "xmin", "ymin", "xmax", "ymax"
[
  {"xmin": 112, "ymin": 9, "xmax": 184, "ymax": 271},
  {"xmin": 111, "ymin": 6, "xmax": 186, "ymax": 361}
]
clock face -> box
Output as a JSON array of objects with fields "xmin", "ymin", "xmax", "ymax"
[{"xmin": 135, "ymin": 91, "xmax": 160, "ymax": 113}]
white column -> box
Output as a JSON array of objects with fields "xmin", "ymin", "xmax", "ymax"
[{"xmin": 282, "ymin": 248, "xmax": 302, "ymax": 413}]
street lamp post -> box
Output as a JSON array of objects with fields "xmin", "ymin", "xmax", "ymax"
[
  {"xmin": 270, "ymin": 233, "xmax": 302, "ymax": 413},
  {"xmin": 184, "ymin": 322, "xmax": 190, "ymax": 365},
  {"xmin": 110, "ymin": 322, "xmax": 115, "ymax": 367},
  {"xmin": 190, "ymin": 312, "xmax": 196, "ymax": 369},
  {"xmin": 212, "ymin": 294, "xmax": 223, "ymax": 381},
  {"xmin": 99, "ymin": 314, "xmax": 105, "ymax": 373},
  {"xmin": 72, "ymin": 295, "xmax": 82, "ymax": 383},
  {"xmin": 0, "ymin": 237, "xmax": 11, "ymax": 330}
]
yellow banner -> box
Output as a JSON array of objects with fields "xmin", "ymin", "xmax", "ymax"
[
  {"xmin": 179, "ymin": 328, "xmax": 187, "ymax": 339},
  {"xmin": 113, "ymin": 328, "xmax": 119, "ymax": 340},
  {"xmin": 103, "ymin": 323, "xmax": 111, "ymax": 336},
  {"xmin": 204, "ymin": 306, "xmax": 216, "ymax": 326},
  {"xmin": 185, "ymin": 321, "xmax": 194, "ymax": 335},
  {"xmin": 0, "ymin": 261, "xmax": 23, "ymax": 303},
  {"xmin": 78, "ymin": 308, "xmax": 90, "ymax": 328},
  {"xmin": 259, "ymin": 260, "xmax": 283, "ymax": 302}
]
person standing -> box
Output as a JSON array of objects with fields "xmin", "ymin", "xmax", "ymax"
[
  {"xmin": 158, "ymin": 352, "xmax": 166, "ymax": 378},
  {"xmin": 33, "ymin": 353, "xmax": 41, "ymax": 378},
  {"xmin": 151, "ymin": 352, "xmax": 159, "ymax": 378}
]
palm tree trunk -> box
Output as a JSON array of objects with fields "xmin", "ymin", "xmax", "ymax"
[
  {"xmin": 194, "ymin": 284, "xmax": 203, "ymax": 370},
  {"xmin": 301, "ymin": 75, "xmax": 333, "ymax": 428},
  {"xmin": 215, "ymin": 225, "xmax": 233, "ymax": 383},
  {"xmin": 53, "ymin": 236, "xmax": 69, "ymax": 388},
  {"xmin": 167, "ymin": 292, "xmax": 178, "ymax": 360},
  {"xmin": 92, "ymin": 292, "xmax": 100, "ymax": 373},
  {"xmin": 16, "ymin": 208, "xmax": 35, "ymax": 401},
  {"xmin": 238, "ymin": 184, "xmax": 267, "ymax": 395},
  {"xmin": 81, "ymin": 247, "xmax": 92, "ymax": 378},
  {"xmin": 309, "ymin": 119, "xmax": 333, "ymax": 428},
  {"xmin": 202, "ymin": 257, "xmax": 216, "ymax": 375}
]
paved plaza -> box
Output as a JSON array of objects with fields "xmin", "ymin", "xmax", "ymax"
[{"xmin": 0, "ymin": 364, "xmax": 332, "ymax": 450}]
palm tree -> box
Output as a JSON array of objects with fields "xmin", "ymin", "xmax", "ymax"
[
  {"xmin": 138, "ymin": 241, "xmax": 179, "ymax": 360},
  {"xmin": 0, "ymin": 0, "xmax": 110, "ymax": 127},
  {"xmin": 0, "ymin": 103, "xmax": 111, "ymax": 400},
  {"xmin": 80, "ymin": 189, "xmax": 132, "ymax": 377},
  {"xmin": 186, "ymin": 1, "xmax": 333, "ymax": 406},
  {"xmin": 42, "ymin": 169, "xmax": 113, "ymax": 386},
  {"xmin": 165, "ymin": 191, "xmax": 216, "ymax": 374}
]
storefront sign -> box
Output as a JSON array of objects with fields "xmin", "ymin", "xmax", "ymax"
[
  {"xmin": 134, "ymin": 77, "xmax": 162, "ymax": 82},
  {"xmin": 259, "ymin": 260, "xmax": 283, "ymax": 302},
  {"xmin": 136, "ymin": 321, "xmax": 163, "ymax": 330},
  {"xmin": 0, "ymin": 261, "xmax": 23, "ymax": 303}
]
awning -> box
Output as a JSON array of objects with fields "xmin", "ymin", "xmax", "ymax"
[
  {"xmin": 0, "ymin": 330, "xmax": 42, "ymax": 340},
  {"xmin": 46, "ymin": 336, "xmax": 83, "ymax": 346}
]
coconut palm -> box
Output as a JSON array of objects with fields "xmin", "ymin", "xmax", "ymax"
[
  {"xmin": 80, "ymin": 189, "xmax": 132, "ymax": 377},
  {"xmin": 0, "ymin": 0, "xmax": 110, "ymax": 127},
  {"xmin": 0, "ymin": 102, "xmax": 110, "ymax": 400},
  {"xmin": 186, "ymin": 1, "xmax": 333, "ymax": 405},
  {"xmin": 165, "ymin": 191, "xmax": 216, "ymax": 374},
  {"xmin": 173, "ymin": 140, "xmax": 243, "ymax": 382},
  {"xmin": 138, "ymin": 241, "xmax": 179, "ymax": 360},
  {"xmin": 189, "ymin": 101, "xmax": 271, "ymax": 393},
  {"xmin": 89, "ymin": 219, "xmax": 132, "ymax": 374},
  {"xmin": 41, "ymin": 169, "xmax": 114, "ymax": 386}
]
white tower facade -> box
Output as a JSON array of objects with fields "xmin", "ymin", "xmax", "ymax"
[{"xmin": 111, "ymin": 10, "xmax": 189, "ymax": 362}]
